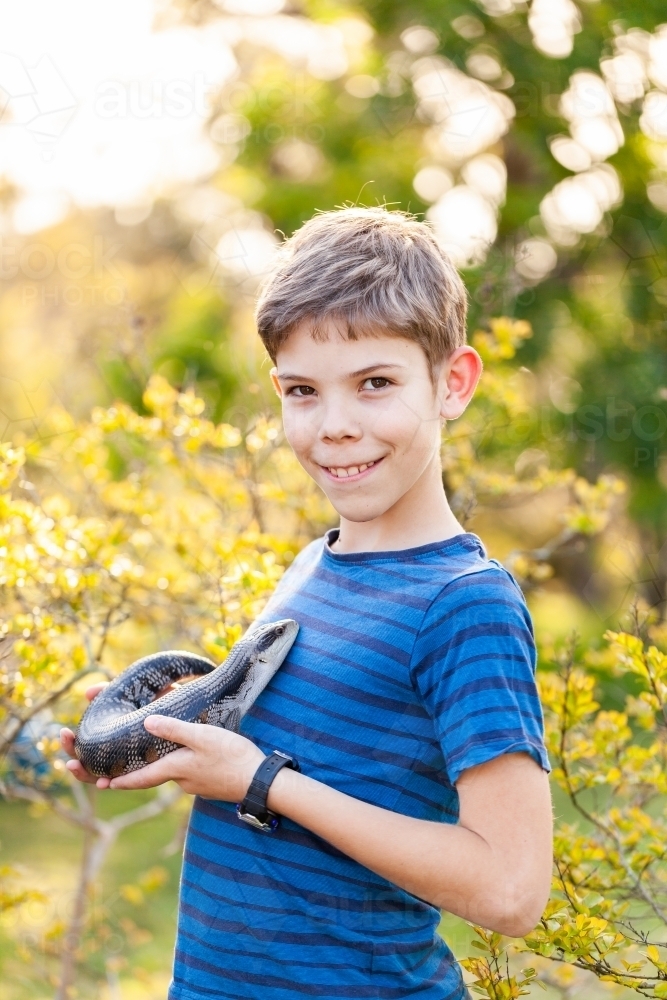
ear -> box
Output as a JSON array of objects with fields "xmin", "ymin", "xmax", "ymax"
[
  {"xmin": 436, "ymin": 346, "xmax": 483, "ymax": 420},
  {"xmin": 270, "ymin": 367, "xmax": 283, "ymax": 398}
]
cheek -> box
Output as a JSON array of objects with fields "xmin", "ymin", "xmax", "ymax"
[
  {"xmin": 370, "ymin": 395, "xmax": 435, "ymax": 450},
  {"xmin": 282, "ymin": 406, "xmax": 316, "ymax": 456}
]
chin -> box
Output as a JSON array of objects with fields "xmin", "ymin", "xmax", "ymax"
[{"xmin": 327, "ymin": 499, "xmax": 394, "ymax": 523}]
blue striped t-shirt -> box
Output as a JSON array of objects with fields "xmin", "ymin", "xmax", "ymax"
[{"xmin": 170, "ymin": 529, "xmax": 550, "ymax": 1000}]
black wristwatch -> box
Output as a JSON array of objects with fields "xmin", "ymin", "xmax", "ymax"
[{"xmin": 236, "ymin": 751, "xmax": 300, "ymax": 832}]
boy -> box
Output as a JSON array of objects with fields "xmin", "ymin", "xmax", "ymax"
[{"xmin": 62, "ymin": 207, "xmax": 553, "ymax": 1000}]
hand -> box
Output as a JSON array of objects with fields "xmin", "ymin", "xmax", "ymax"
[
  {"xmin": 59, "ymin": 679, "xmax": 203, "ymax": 791},
  {"xmin": 60, "ymin": 682, "xmax": 113, "ymax": 789},
  {"xmin": 103, "ymin": 715, "xmax": 266, "ymax": 800}
]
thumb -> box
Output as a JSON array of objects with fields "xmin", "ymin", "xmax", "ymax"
[
  {"xmin": 144, "ymin": 714, "xmax": 204, "ymax": 748},
  {"xmin": 85, "ymin": 682, "xmax": 108, "ymax": 702}
]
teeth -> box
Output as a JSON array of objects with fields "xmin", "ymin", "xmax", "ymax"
[{"xmin": 326, "ymin": 460, "xmax": 377, "ymax": 477}]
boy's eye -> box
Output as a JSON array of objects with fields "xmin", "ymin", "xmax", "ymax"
[
  {"xmin": 288, "ymin": 385, "xmax": 316, "ymax": 397},
  {"xmin": 363, "ymin": 377, "xmax": 390, "ymax": 390}
]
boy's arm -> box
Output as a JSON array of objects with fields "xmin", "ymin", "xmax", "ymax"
[
  {"xmin": 267, "ymin": 741, "xmax": 553, "ymax": 937},
  {"xmin": 61, "ymin": 713, "xmax": 552, "ymax": 937},
  {"xmin": 268, "ymin": 740, "xmax": 552, "ymax": 937}
]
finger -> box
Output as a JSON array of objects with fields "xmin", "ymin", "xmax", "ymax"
[
  {"xmin": 65, "ymin": 758, "xmax": 103, "ymax": 785},
  {"xmin": 61, "ymin": 730, "xmax": 110, "ymax": 789},
  {"xmin": 85, "ymin": 682, "xmax": 108, "ymax": 702},
  {"xmin": 60, "ymin": 727, "xmax": 76, "ymax": 757},
  {"xmin": 108, "ymin": 749, "xmax": 191, "ymax": 790},
  {"xmin": 143, "ymin": 714, "xmax": 216, "ymax": 751}
]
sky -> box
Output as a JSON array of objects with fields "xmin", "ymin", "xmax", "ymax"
[{"xmin": 0, "ymin": 0, "xmax": 238, "ymax": 232}]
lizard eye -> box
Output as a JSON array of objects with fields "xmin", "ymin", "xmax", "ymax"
[{"xmin": 275, "ymin": 625, "xmax": 285, "ymax": 635}]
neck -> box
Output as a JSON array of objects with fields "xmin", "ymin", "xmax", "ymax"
[{"xmin": 332, "ymin": 457, "xmax": 465, "ymax": 554}]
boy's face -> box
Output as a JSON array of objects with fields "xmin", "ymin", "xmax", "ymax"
[{"xmin": 270, "ymin": 320, "xmax": 477, "ymax": 525}]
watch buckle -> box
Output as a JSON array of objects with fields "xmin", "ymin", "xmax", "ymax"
[{"xmin": 235, "ymin": 804, "xmax": 279, "ymax": 832}]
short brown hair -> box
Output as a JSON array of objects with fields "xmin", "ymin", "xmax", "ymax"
[{"xmin": 255, "ymin": 207, "xmax": 468, "ymax": 378}]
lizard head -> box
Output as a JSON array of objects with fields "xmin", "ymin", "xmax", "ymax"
[{"xmin": 241, "ymin": 618, "xmax": 299, "ymax": 694}]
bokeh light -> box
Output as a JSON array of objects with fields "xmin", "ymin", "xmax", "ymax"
[
  {"xmin": 528, "ymin": 0, "xmax": 581, "ymax": 59},
  {"xmin": 428, "ymin": 184, "xmax": 497, "ymax": 266},
  {"xmin": 560, "ymin": 71, "xmax": 623, "ymax": 162},
  {"xmin": 515, "ymin": 239, "xmax": 558, "ymax": 282},
  {"xmin": 412, "ymin": 165, "xmax": 453, "ymax": 202},
  {"xmin": 413, "ymin": 57, "xmax": 515, "ymax": 166},
  {"xmin": 461, "ymin": 153, "xmax": 506, "ymax": 206},
  {"xmin": 540, "ymin": 164, "xmax": 622, "ymax": 245}
]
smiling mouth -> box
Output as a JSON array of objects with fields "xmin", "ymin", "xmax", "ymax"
[{"xmin": 320, "ymin": 458, "xmax": 383, "ymax": 480}]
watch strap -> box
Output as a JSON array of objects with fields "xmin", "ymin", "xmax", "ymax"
[{"xmin": 236, "ymin": 751, "xmax": 300, "ymax": 832}]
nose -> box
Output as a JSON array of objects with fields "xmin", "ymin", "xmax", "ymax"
[{"xmin": 317, "ymin": 395, "xmax": 362, "ymax": 444}]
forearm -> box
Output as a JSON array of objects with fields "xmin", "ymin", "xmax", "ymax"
[
  {"xmin": 76, "ymin": 713, "xmax": 552, "ymax": 935},
  {"xmin": 267, "ymin": 766, "xmax": 544, "ymax": 936}
]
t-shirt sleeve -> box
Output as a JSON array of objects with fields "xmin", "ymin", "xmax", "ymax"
[{"xmin": 410, "ymin": 564, "xmax": 551, "ymax": 785}]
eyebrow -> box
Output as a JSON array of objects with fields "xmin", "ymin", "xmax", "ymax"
[{"xmin": 276, "ymin": 363, "xmax": 407, "ymax": 383}]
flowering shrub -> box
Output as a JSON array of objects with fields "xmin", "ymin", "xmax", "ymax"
[{"xmin": 3, "ymin": 323, "xmax": 661, "ymax": 998}]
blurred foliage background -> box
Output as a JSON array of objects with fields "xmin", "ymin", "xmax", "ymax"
[{"xmin": 1, "ymin": 0, "xmax": 667, "ymax": 997}]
